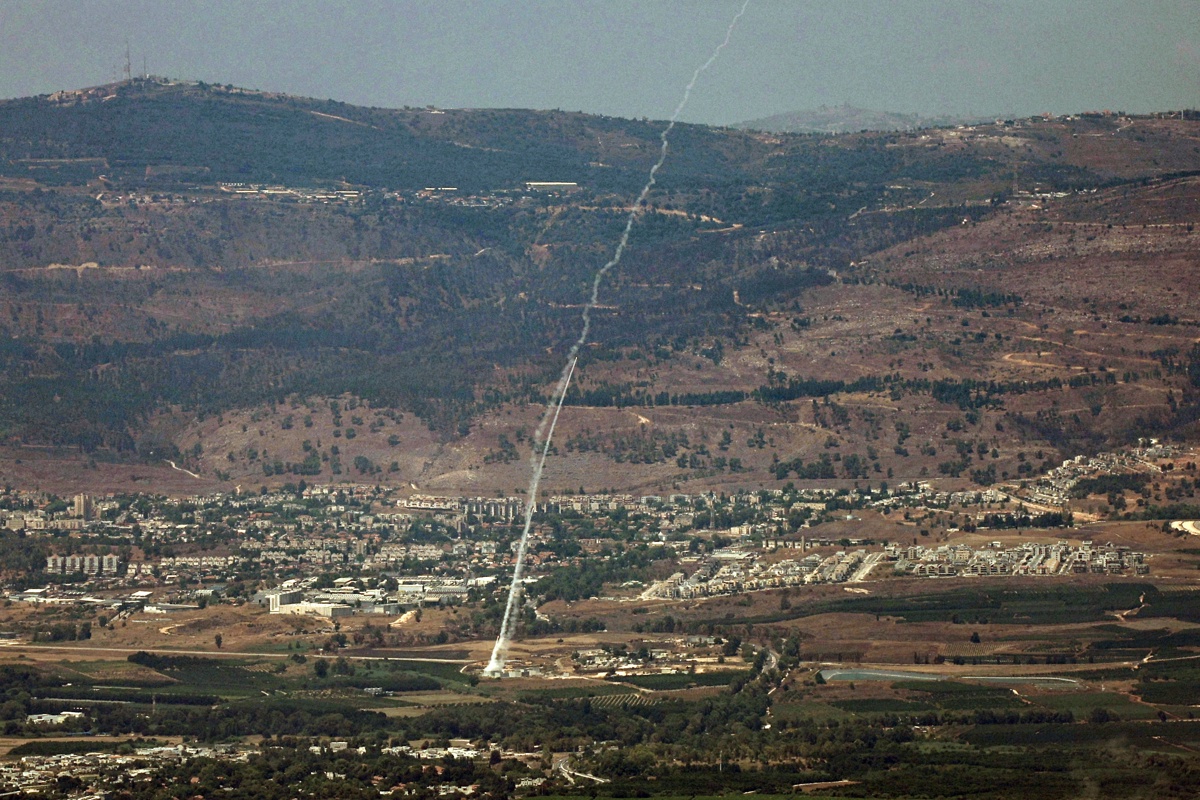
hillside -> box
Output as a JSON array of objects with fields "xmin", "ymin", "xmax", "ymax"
[
  {"xmin": 1, "ymin": 78, "xmax": 1199, "ymax": 495},
  {"xmin": 733, "ymin": 104, "xmax": 985, "ymax": 134}
]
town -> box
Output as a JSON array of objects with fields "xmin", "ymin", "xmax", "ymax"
[{"xmin": 0, "ymin": 443, "xmax": 1189, "ymax": 630}]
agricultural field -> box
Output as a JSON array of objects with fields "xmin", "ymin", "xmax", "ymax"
[{"xmin": 0, "ymin": 567, "xmax": 1197, "ymax": 800}]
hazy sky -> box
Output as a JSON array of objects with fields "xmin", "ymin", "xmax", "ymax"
[{"xmin": 2, "ymin": 1, "xmax": 1197, "ymax": 124}]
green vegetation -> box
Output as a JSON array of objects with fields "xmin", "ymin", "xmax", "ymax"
[
  {"xmin": 0, "ymin": 627, "xmax": 1196, "ymax": 798},
  {"xmin": 8, "ymin": 738, "xmax": 162, "ymax": 756},
  {"xmin": 605, "ymin": 670, "xmax": 750, "ymax": 691},
  {"xmin": 1034, "ymin": 692, "xmax": 1160, "ymax": 721},
  {"xmin": 896, "ymin": 680, "xmax": 1026, "ymax": 710},
  {"xmin": 515, "ymin": 683, "xmax": 634, "ymax": 701},
  {"xmin": 1, "ymin": 81, "xmax": 1192, "ymax": 456},
  {"xmin": 1071, "ymin": 474, "xmax": 1150, "ymax": 498},
  {"xmin": 699, "ymin": 583, "xmax": 1150, "ymax": 630},
  {"xmin": 378, "ymin": 660, "xmax": 473, "ymax": 685},
  {"xmin": 829, "ymin": 697, "xmax": 935, "ymax": 713}
]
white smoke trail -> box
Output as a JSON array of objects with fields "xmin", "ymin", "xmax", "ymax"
[
  {"xmin": 484, "ymin": 0, "xmax": 752, "ymax": 677},
  {"xmin": 485, "ymin": 357, "xmax": 575, "ymax": 675}
]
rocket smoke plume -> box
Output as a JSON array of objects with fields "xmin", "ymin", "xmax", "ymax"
[
  {"xmin": 484, "ymin": 0, "xmax": 752, "ymax": 677},
  {"xmin": 485, "ymin": 357, "xmax": 576, "ymax": 676}
]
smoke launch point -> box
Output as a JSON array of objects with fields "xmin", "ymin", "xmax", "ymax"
[{"xmin": 484, "ymin": 0, "xmax": 751, "ymax": 678}]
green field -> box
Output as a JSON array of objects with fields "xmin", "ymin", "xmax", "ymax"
[
  {"xmin": 516, "ymin": 682, "xmax": 637, "ymax": 700},
  {"xmin": 705, "ymin": 583, "xmax": 1155, "ymax": 628},
  {"xmin": 606, "ymin": 670, "xmax": 750, "ymax": 691},
  {"xmin": 377, "ymin": 660, "xmax": 472, "ymax": 684},
  {"xmin": 769, "ymin": 699, "xmax": 854, "ymax": 723},
  {"xmin": 897, "ymin": 680, "xmax": 1027, "ymax": 710},
  {"xmin": 831, "ymin": 698, "xmax": 937, "ymax": 713},
  {"xmin": 963, "ymin": 719, "xmax": 1200, "ymax": 749},
  {"xmin": 1032, "ymin": 691, "xmax": 1162, "ymax": 720}
]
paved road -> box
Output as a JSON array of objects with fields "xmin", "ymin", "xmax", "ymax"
[{"xmin": 848, "ymin": 551, "xmax": 885, "ymax": 583}]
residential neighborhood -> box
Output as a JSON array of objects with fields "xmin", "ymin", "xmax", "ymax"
[{"xmin": 0, "ymin": 444, "xmax": 1186, "ymax": 633}]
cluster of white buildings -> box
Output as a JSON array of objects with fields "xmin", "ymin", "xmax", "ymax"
[
  {"xmin": 1023, "ymin": 441, "xmax": 1180, "ymax": 506},
  {"xmin": 870, "ymin": 485, "xmax": 1008, "ymax": 510},
  {"xmin": 218, "ymin": 182, "xmax": 363, "ymax": 203},
  {"xmin": 2, "ymin": 494, "xmax": 99, "ymax": 532},
  {"xmin": 260, "ymin": 574, "xmax": 471, "ymax": 618},
  {"xmin": 384, "ymin": 742, "xmax": 482, "ymax": 760},
  {"xmin": 0, "ymin": 744, "xmax": 243, "ymax": 795},
  {"xmin": 44, "ymin": 554, "xmax": 121, "ymax": 576},
  {"xmin": 645, "ymin": 530, "xmax": 1153, "ymax": 602},
  {"xmin": 25, "ymin": 711, "xmax": 86, "ymax": 726},
  {"xmin": 890, "ymin": 540, "xmax": 1147, "ymax": 577},
  {"xmin": 403, "ymin": 493, "xmax": 682, "ymax": 520},
  {"xmin": 645, "ymin": 547, "xmax": 869, "ymax": 600},
  {"xmin": 369, "ymin": 543, "xmax": 449, "ymax": 566}
]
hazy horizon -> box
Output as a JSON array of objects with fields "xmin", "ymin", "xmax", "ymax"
[{"xmin": 2, "ymin": 1, "xmax": 1198, "ymax": 125}]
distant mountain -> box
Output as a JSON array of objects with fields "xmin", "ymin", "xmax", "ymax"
[{"xmin": 733, "ymin": 104, "xmax": 987, "ymax": 134}]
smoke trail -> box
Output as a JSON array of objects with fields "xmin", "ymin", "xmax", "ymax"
[
  {"xmin": 484, "ymin": 0, "xmax": 752, "ymax": 677},
  {"xmin": 485, "ymin": 357, "xmax": 575, "ymax": 675}
]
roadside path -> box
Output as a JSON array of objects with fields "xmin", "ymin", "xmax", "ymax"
[
  {"xmin": 164, "ymin": 460, "xmax": 202, "ymax": 479},
  {"xmin": 5, "ymin": 643, "xmax": 468, "ymax": 663}
]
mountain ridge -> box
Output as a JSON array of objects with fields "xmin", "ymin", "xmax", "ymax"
[
  {"xmin": 732, "ymin": 104, "xmax": 992, "ymax": 134},
  {"xmin": 0, "ymin": 79, "xmax": 1198, "ymax": 495}
]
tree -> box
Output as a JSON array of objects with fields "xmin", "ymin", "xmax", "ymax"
[
  {"xmin": 214, "ymin": 633, "xmax": 223, "ymax": 649},
  {"xmin": 313, "ymin": 659, "xmax": 329, "ymax": 679}
]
